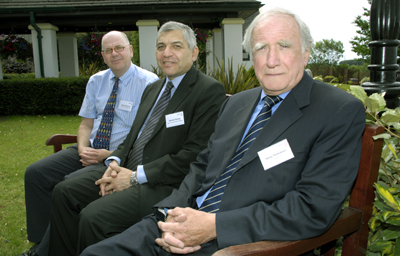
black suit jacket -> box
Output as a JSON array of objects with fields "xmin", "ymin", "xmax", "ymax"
[
  {"xmin": 110, "ymin": 65, "xmax": 226, "ymax": 199},
  {"xmin": 155, "ymin": 72, "xmax": 366, "ymax": 249}
]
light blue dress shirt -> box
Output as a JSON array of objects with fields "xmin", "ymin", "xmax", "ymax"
[{"xmin": 79, "ymin": 63, "xmax": 158, "ymax": 151}]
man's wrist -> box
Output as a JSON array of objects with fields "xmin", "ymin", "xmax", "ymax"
[{"xmin": 130, "ymin": 171, "xmax": 139, "ymax": 186}]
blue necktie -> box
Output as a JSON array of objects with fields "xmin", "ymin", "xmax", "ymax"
[
  {"xmin": 92, "ymin": 77, "xmax": 119, "ymax": 150},
  {"xmin": 126, "ymin": 82, "xmax": 174, "ymax": 169},
  {"xmin": 199, "ymin": 95, "xmax": 282, "ymax": 213}
]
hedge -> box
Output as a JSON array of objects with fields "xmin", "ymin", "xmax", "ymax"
[{"xmin": 0, "ymin": 76, "xmax": 89, "ymax": 115}]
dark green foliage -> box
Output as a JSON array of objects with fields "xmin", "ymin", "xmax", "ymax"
[
  {"xmin": 3, "ymin": 73, "xmax": 35, "ymax": 79},
  {"xmin": 0, "ymin": 76, "xmax": 89, "ymax": 115}
]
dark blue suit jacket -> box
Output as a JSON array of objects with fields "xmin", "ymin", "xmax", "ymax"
[{"xmin": 155, "ymin": 72, "xmax": 365, "ymax": 250}]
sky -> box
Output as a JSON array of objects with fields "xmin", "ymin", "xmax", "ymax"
[{"xmin": 259, "ymin": 0, "xmax": 370, "ymax": 60}]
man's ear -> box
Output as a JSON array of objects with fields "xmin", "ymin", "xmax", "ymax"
[
  {"xmin": 303, "ymin": 50, "xmax": 310, "ymax": 66},
  {"xmin": 192, "ymin": 46, "xmax": 199, "ymax": 62}
]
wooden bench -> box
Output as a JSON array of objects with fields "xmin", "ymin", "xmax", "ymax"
[
  {"xmin": 213, "ymin": 124, "xmax": 384, "ymax": 256},
  {"xmin": 45, "ymin": 134, "xmax": 77, "ymax": 153}
]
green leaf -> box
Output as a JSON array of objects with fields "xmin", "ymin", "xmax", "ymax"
[
  {"xmin": 382, "ymin": 227, "xmax": 400, "ymax": 240},
  {"xmin": 385, "ymin": 139, "xmax": 399, "ymax": 159},
  {"xmin": 382, "ymin": 145, "xmax": 395, "ymax": 163},
  {"xmin": 381, "ymin": 110, "xmax": 400, "ymax": 125},
  {"xmin": 387, "ymin": 217, "xmax": 400, "ymax": 226},
  {"xmin": 368, "ymin": 240, "xmax": 394, "ymax": 254},
  {"xmin": 395, "ymin": 238, "xmax": 400, "ymax": 256},
  {"xmin": 383, "ymin": 212, "xmax": 400, "ymax": 221},
  {"xmin": 374, "ymin": 134, "xmax": 392, "ymax": 140},
  {"xmin": 375, "ymin": 200, "xmax": 396, "ymax": 213},
  {"xmin": 375, "ymin": 183, "xmax": 400, "ymax": 211},
  {"xmin": 370, "ymin": 215, "xmax": 382, "ymax": 231},
  {"xmin": 365, "ymin": 96, "xmax": 382, "ymax": 113},
  {"xmin": 387, "ymin": 160, "xmax": 400, "ymax": 172},
  {"xmin": 350, "ymin": 85, "xmax": 367, "ymax": 103}
]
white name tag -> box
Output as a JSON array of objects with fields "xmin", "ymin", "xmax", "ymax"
[
  {"xmin": 257, "ymin": 139, "xmax": 294, "ymax": 171},
  {"xmin": 165, "ymin": 111, "xmax": 185, "ymax": 128},
  {"xmin": 118, "ymin": 100, "xmax": 133, "ymax": 112}
]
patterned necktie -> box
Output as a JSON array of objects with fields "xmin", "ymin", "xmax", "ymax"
[
  {"xmin": 126, "ymin": 82, "xmax": 175, "ymax": 169},
  {"xmin": 92, "ymin": 77, "xmax": 119, "ymax": 150},
  {"xmin": 199, "ymin": 95, "xmax": 282, "ymax": 213}
]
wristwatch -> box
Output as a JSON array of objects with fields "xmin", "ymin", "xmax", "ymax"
[{"xmin": 130, "ymin": 171, "xmax": 139, "ymax": 186}]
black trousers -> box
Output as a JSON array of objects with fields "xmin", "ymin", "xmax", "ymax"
[
  {"xmin": 24, "ymin": 144, "xmax": 103, "ymax": 243},
  {"xmin": 80, "ymin": 214, "xmax": 220, "ymax": 256},
  {"xmin": 48, "ymin": 167, "xmax": 175, "ymax": 256}
]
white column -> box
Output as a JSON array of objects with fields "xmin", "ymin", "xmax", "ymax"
[
  {"xmin": 58, "ymin": 33, "xmax": 79, "ymax": 77},
  {"xmin": 206, "ymin": 35, "xmax": 214, "ymax": 73},
  {"xmin": 136, "ymin": 20, "xmax": 159, "ymax": 71},
  {"xmin": 212, "ymin": 28, "xmax": 223, "ymax": 68},
  {"xmin": 221, "ymin": 18, "xmax": 245, "ymax": 75},
  {"xmin": 28, "ymin": 23, "xmax": 59, "ymax": 78}
]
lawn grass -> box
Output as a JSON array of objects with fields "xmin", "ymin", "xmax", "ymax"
[{"xmin": 0, "ymin": 115, "xmax": 82, "ymax": 255}]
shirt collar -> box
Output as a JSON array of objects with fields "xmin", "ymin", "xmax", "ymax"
[
  {"xmin": 260, "ymin": 89, "xmax": 290, "ymax": 103},
  {"xmin": 165, "ymin": 73, "xmax": 186, "ymax": 89},
  {"xmin": 110, "ymin": 62, "xmax": 134, "ymax": 85}
]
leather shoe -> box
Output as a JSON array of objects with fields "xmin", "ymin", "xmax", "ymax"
[{"xmin": 18, "ymin": 243, "xmax": 39, "ymax": 256}]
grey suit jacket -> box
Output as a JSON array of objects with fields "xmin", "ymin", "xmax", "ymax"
[
  {"xmin": 155, "ymin": 72, "xmax": 366, "ymax": 249},
  {"xmin": 109, "ymin": 65, "xmax": 226, "ymax": 202}
]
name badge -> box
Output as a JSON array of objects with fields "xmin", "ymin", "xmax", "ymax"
[
  {"xmin": 118, "ymin": 100, "xmax": 133, "ymax": 112},
  {"xmin": 165, "ymin": 111, "xmax": 185, "ymax": 128},
  {"xmin": 257, "ymin": 139, "xmax": 294, "ymax": 171}
]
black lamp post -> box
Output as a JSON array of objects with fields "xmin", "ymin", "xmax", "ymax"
[{"xmin": 362, "ymin": 0, "xmax": 400, "ymax": 109}]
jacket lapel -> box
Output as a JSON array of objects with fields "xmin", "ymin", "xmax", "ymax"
[
  {"xmin": 150, "ymin": 66, "xmax": 196, "ymax": 138},
  {"xmin": 135, "ymin": 78, "xmax": 165, "ymax": 129},
  {"xmin": 219, "ymin": 89, "xmax": 261, "ymax": 172}
]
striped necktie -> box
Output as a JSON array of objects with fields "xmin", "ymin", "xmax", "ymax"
[
  {"xmin": 126, "ymin": 82, "xmax": 174, "ymax": 170},
  {"xmin": 199, "ymin": 95, "xmax": 282, "ymax": 213},
  {"xmin": 92, "ymin": 77, "xmax": 119, "ymax": 150}
]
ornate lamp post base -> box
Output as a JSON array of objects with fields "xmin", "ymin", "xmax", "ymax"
[{"xmin": 361, "ymin": 0, "xmax": 400, "ymax": 109}]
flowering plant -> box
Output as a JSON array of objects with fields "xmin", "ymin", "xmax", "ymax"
[
  {"xmin": 195, "ymin": 28, "xmax": 212, "ymax": 72},
  {"xmin": 0, "ymin": 34, "xmax": 33, "ymax": 61},
  {"xmin": 78, "ymin": 32, "xmax": 107, "ymax": 71}
]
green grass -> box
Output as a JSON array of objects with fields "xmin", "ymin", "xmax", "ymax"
[{"xmin": 0, "ymin": 115, "xmax": 82, "ymax": 255}]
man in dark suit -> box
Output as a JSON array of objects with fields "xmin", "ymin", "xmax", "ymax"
[
  {"xmin": 47, "ymin": 21, "xmax": 226, "ymax": 256},
  {"xmin": 81, "ymin": 7, "xmax": 366, "ymax": 256}
]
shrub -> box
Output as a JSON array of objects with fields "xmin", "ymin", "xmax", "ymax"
[
  {"xmin": 348, "ymin": 86, "xmax": 400, "ymax": 256},
  {"xmin": 0, "ymin": 76, "xmax": 88, "ymax": 115},
  {"xmin": 3, "ymin": 73, "xmax": 35, "ymax": 79},
  {"xmin": 208, "ymin": 58, "xmax": 259, "ymax": 94}
]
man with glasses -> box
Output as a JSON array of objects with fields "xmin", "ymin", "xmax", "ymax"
[
  {"xmin": 47, "ymin": 21, "xmax": 226, "ymax": 256},
  {"xmin": 20, "ymin": 31, "xmax": 158, "ymax": 256}
]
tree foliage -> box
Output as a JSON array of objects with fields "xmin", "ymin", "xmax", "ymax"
[
  {"xmin": 350, "ymin": 0, "xmax": 400, "ymax": 64},
  {"xmin": 309, "ymin": 39, "xmax": 344, "ymax": 67},
  {"xmin": 350, "ymin": 0, "xmax": 372, "ymax": 62}
]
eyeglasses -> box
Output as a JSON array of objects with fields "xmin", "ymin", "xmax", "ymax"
[{"xmin": 101, "ymin": 45, "xmax": 130, "ymax": 54}]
